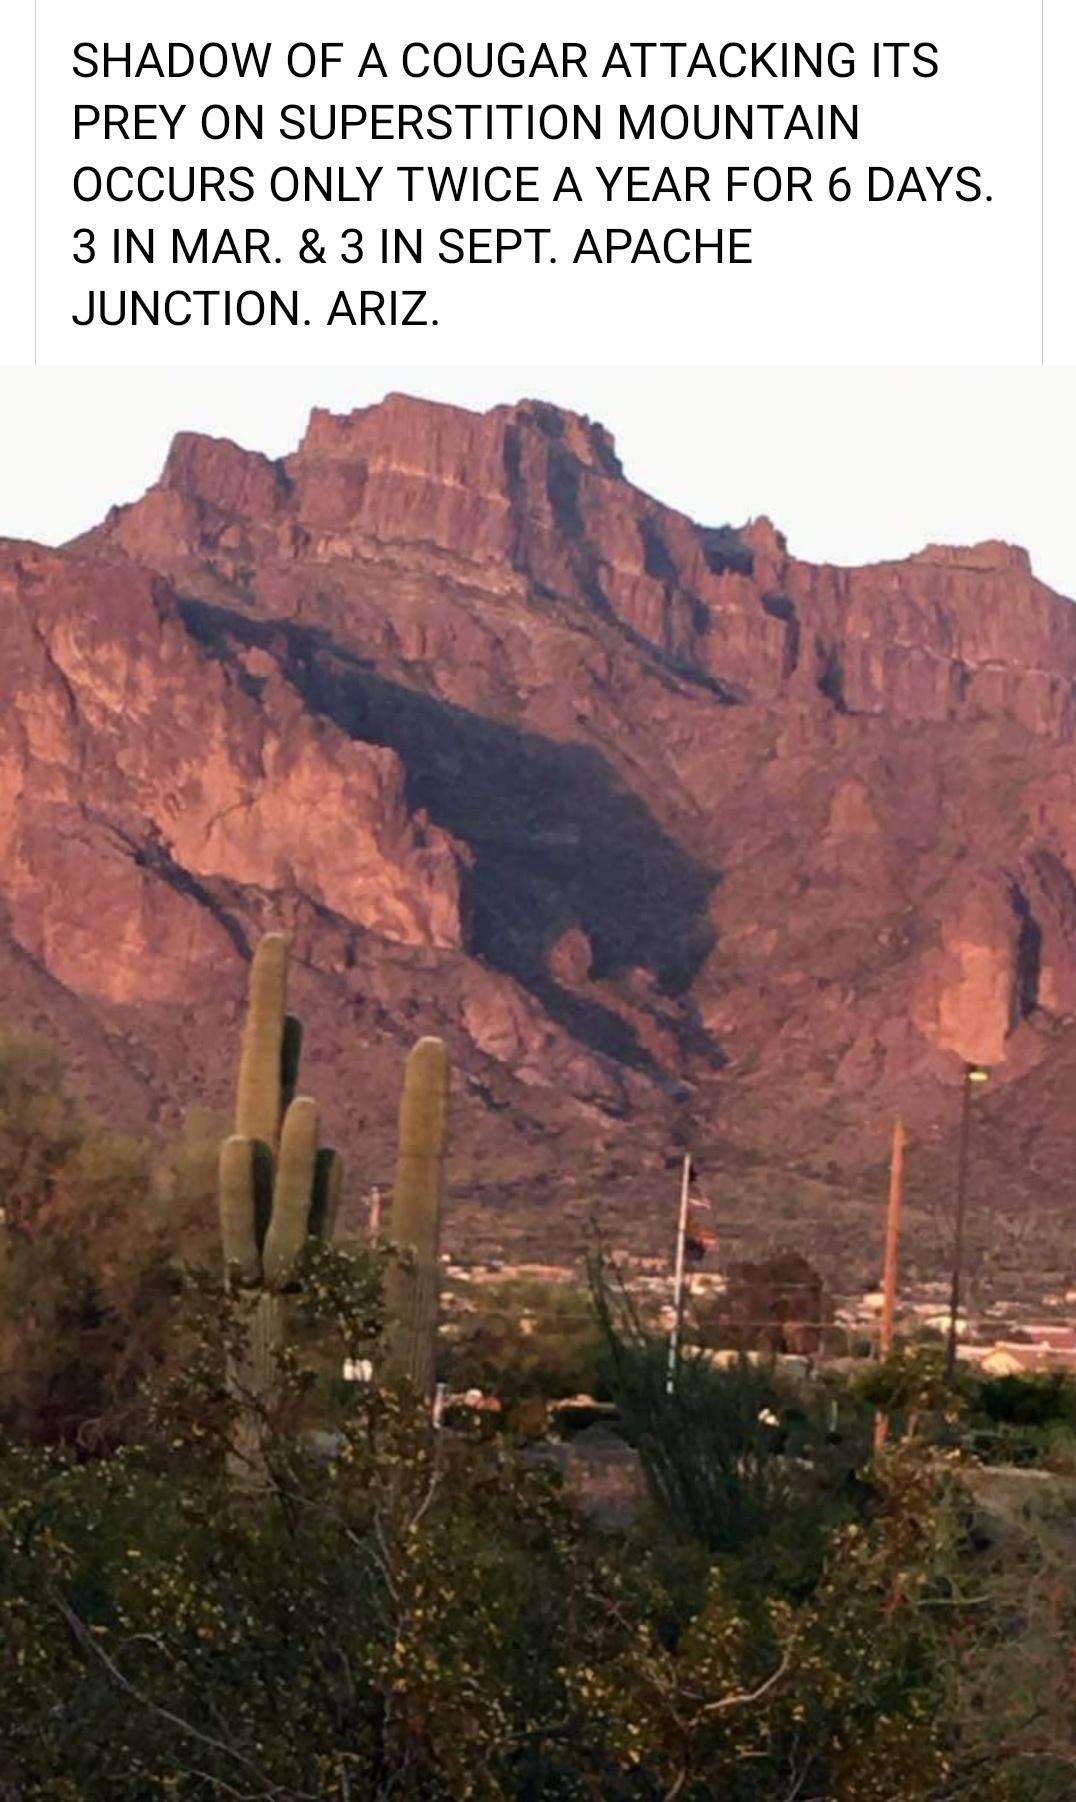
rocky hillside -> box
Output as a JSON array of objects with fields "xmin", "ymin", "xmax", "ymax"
[{"xmin": 2, "ymin": 393, "xmax": 1075, "ymax": 1286}]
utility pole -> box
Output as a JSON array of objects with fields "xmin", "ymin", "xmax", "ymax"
[
  {"xmin": 666, "ymin": 1153, "xmax": 693, "ymax": 1395},
  {"xmin": 945, "ymin": 1064, "xmax": 989, "ymax": 1386},
  {"xmin": 874, "ymin": 1115, "xmax": 906, "ymax": 1452}
]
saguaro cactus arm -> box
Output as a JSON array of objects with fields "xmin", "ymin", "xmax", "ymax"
[
  {"xmin": 262, "ymin": 1096, "xmax": 320, "ymax": 1291},
  {"xmin": 218, "ymin": 1134, "xmax": 262, "ymax": 1286},
  {"xmin": 235, "ymin": 933, "xmax": 288, "ymax": 1146}
]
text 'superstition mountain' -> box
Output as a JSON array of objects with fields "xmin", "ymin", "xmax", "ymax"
[{"xmin": 2, "ymin": 393, "xmax": 1074, "ymax": 1283}]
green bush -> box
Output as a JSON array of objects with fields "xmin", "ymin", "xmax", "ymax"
[
  {"xmin": 976, "ymin": 1371, "xmax": 1076, "ymax": 1430},
  {"xmin": 0, "ymin": 1252, "xmax": 979, "ymax": 1802}
]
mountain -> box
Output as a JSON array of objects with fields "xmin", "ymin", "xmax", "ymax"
[{"xmin": 2, "ymin": 393, "xmax": 1074, "ymax": 1288}]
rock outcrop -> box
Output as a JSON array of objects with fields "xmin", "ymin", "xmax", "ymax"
[
  {"xmin": 0, "ymin": 393, "xmax": 1072, "ymax": 1280},
  {"xmin": 0, "ymin": 541, "xmax": 469, "ymax": 1002}
]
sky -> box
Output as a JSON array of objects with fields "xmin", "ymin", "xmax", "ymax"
[{"xmin": 1, "ymin": 366, "xmax": 1073, "ymax": 597}]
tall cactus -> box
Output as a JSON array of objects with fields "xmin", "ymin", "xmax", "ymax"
[
  {"xmin": 383, "ymin": 1037, "xmax": 450, "ymax": 1400},
  {"xmin": 219, "ymin": 934, "xmax": 450, "ymax": 1445},
  {"xmin": 219, "ymin": 934, "xmax": 342, "ymax": 1475}
]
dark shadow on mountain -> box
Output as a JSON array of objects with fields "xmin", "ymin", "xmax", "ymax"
[
  {"xmin": 1008, "ymin": 879, "xmax": 1042, "ymax": 1022},
  {"xmin": 179, "ymin": 599, "xmax": 720, "ymax": 1073},
  {"xmin": 105, "ymin": 820, "xmax": 251, "ymax": 960}
]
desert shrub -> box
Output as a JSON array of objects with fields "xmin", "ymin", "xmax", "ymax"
[
  {"xmin": 590, "ymin": 1256, "xmax": 875, "ymax": 1588},
  {"xmin": 0, "ymin": 1031, "xmax": 219, "ymax": 1445},
  {"xmin": 976, "ymin": 1371, "xmax": 1076, "ymax": 1430},
  {"xmin": 0, "ymin": 1253, "xmax": 979, "ymax": 1802}
]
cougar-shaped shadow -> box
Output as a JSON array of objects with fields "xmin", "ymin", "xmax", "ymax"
[{"xmin": 181, "ymin": 600, "xmax": 720, "ymax": 1074}]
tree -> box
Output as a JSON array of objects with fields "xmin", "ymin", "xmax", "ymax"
[
  {"xmin": 699, "ymin": 1249, "xmax": 832, "ymax": 1355},
  {"xmin": 0, "ymin": 1029, "xmax": 81, "ymax": 1230},
  {"xmin": 0, "ymin": 1032, "xmax": 215, "ymax": 1445}
]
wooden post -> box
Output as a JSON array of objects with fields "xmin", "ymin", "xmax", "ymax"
[{"xmin": 874, "ymin": 1116, "xmax": 906, "ymax": 1451}]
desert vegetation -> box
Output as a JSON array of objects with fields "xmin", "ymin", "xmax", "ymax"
[{"xmin": 0, "ymin": 939, "xmax": 1075, "ymax": 1799}]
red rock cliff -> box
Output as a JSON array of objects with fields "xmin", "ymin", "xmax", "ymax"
[{"xmin": 1, "ymin": 393, "xmax": 1072, "ymax": 1279}]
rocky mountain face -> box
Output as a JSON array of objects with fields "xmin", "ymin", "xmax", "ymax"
[{"xmin": 3, "ymin": 393, "xmax": 1075, "ymax": 1285}]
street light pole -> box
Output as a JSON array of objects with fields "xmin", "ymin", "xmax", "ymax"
[{"xmin": 945, "ymin": 1064, "xmax": 989, "ymax": 1386}]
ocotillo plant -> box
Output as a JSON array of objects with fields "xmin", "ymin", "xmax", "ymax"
[
  {"xmin": 218, "ymin": 933, "xmax": 342, "ymax": 1471},
  {"xmin": 383, "ymin": 1037, "xmax": 450, "ymax": 1400}
]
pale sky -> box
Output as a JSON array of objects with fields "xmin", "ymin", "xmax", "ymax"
[{"xmin": 1, "ymin": 366, "xmax": 1073, "ymax": 598}]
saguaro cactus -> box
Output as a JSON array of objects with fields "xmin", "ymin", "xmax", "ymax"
[
  {"xmin": 383, "ymin": 1037, "xmax": 450, "ymax": 1400},
  {"xmin": 219, "ymin": 934, "xmax": 342, "ymax": 1472}
]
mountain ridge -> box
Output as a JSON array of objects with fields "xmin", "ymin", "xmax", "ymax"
[{"xmin": 3, "ymin": 392, "xmax": 1075, "ymax": 1285}]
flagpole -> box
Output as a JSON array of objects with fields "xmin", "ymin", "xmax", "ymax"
[
  {"xmin": 874, "ymin": 1116, "xmax": 906, "ymax": 1452},
  {"xmin": 666, "ymin": 1153, "xmax": 692, "ymax": 1395},
  {"xmin": 880, "ymin": 1116, "xmax": 906, "ymax": 1359}
]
